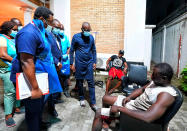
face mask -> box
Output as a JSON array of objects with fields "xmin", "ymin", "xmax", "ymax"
[
  {"xmin": 18, "ymin": 26, "xmax": 23, "ymax": 31},
  {"xmin": 59, "ymin": 30, "xmax": 64, "ymax": 36},
  {"xmin": 83, "ymin": 31, "xmax": 90, "ymax": 37},
  {"xmin": 45, "ymin": 25, "xmax": 53, "ymax": 33},
  {"xmin": 10, "ymin": 30, "xmax": 17, "ymax": 38},
  {"xmin": 52, "ymin": 27, "xmax": 60, "ymax": 35}
]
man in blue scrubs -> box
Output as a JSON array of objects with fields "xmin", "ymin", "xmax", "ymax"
[
  {"xmin": 58, "ymin": 23, "xmax": 71, "ymax": 97},
  {"xmin": 51, "ymin": 19, "xmax": 71, "ymax": 97},
  {"xmin": 70, "ymin": 22, "xmax": 97, "ymax": 111},
  {"xmin": 10, "ymin": 7, "xmax": 62, "ymax": 131}
]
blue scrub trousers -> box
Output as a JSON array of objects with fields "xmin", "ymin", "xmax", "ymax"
[
  {"xmin": 76, "ymin": 79, "xmax": 96, "ymax": 105},
  {"xmin": 23, "ymin": 96, "xmax": 44, "ymax": 131}
]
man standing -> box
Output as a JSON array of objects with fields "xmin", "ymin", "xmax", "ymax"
[
  {"xmin": 10, "ymin": 7, "xmax": 62, "ymax": 131},
  {"xmin": 70, "ymin": 22, "xmax": 97, "ymax": 111},
  {"xmin": 58, "ymin": 24, "xmax": 71, "ymax": 97},
  {"xmin": 105, "ymin": 50, "xmax": 128, "ymax": 94}
]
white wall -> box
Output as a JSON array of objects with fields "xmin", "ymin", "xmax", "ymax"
[
  {"xmin": 49, "ymin": 0, "xmax": 154, "ymax": 70},
  {"xmin": 124, "ymin": 0, "xmax": 152, "ymax": 70},
  {"xmin": 50, "ymin": 0, "xmax": 70, "ymax": 38},
  {"xmin": 152, "ymin": 13, "xmax": 187, "ymax": 74},
  {"xmin": 124, "ymin": 0, "xmax": 146, "ymax": 62}
]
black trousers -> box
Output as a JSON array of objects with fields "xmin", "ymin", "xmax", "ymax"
[{"xmin": 23, "ymin": 96, "xmax": 44, "ymax": 131}]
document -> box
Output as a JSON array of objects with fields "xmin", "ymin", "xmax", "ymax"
[{"xmin": 16, "ymin": 73, "xmax": 49, "ymax": 100}]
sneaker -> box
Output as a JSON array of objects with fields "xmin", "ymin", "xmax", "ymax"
[
  {"xmin": 80, "ymin": 100, "xmax": 86, "ymax": 107},
  {"xmin": 91, "ymin": 104, "xmax": 98, "ymax": 112},
  {"xmin": 5, "ymin": 117, "xmax": 16, "ymax": 127}
]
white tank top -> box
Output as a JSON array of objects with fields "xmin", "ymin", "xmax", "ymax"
[{"xmin": 126, "ymin": 81, "xmax": 177, "ymax": 111}]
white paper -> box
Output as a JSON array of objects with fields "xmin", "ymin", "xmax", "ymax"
[{"xmin": 16, "ymin": 73, "xmax": 49, "ymax": 100}]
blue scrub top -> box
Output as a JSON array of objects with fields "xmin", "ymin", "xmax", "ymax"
[
  {"xmin": 60, "ymin": 34, "xmax": 70, "ymax": 75},
  {"xmin": 60, "ymin": 34, "xmax": 70, "ymax": 55},
  {"xmin": 10, "ymin": 23, "xmax": 62, "ymax": 94},
  {"xmin": 70, "ymin": 33, "xmax": 96, "ymax": 80}
]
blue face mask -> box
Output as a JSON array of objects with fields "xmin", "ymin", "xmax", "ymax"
[
  {"xmin": 10, "ymin": 30, "xmax": 17, "ymax": 38},
  {"xmin": 45, "ymin": 25, "xmax": 53, "ymax": 33},
  {"xmin": 18, "ymin": 26, "xmax": 23, "ymax": 31},
  {"xmin": 52, "ymin": 27, "xmax": 60, "ymax": 35},
  {"xmin": 59, "ymin": 30, "xmax": 64, "ymax": 36},
  {"xmin": 83, "ymin": 31, "xmax": 90, "ymax": 37}
]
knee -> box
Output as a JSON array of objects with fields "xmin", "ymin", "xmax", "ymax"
[
  {"xmin": 107, "ymin": 76, "xmax": 112, "ymax": 81},
  {"xmin": 102, "ymin": 95, "xmax": 109, "ymax": 104}
]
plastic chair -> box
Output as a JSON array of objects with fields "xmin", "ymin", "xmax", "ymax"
[
  {"xmin": 122, "ymin": 64, "xmax": 148, "ymax": 96},
  {"xmin": 119, "ymin": 86, "xmax": 183, "ymax": 131}
]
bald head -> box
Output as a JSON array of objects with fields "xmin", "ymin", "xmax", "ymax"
[
  {"xmin": 10, "ymin": 18, "xmax": 22, "ymax": 26},
  {"xmin": 81, "ymin": 22, "xmax": 91, "ymax": 32},
  {"xmin": 52, "ymin": 19, "xmax": 61, "ymax": 28},
  {"xmin": 61, "ymin": 24, "xmax": 64, "ymax": 30}
]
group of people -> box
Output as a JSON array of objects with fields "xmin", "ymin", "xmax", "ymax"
[
  {"xmin": 0, "ymin": 6, "xmax": 68, "ymax": 130},
  {"xmin": 0, "ymin": 6, "xmax": 178, "ymax": 131},
  {"xmin": 0, "ymin": 6, "xmax": 99, "ymax": 130}
]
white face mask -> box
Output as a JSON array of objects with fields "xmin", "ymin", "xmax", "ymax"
[
  {"xmin": 44, "ymin": 19, "xmax": 52, "ymax": 32},
  {"xmin": 45, "ymin": 25, "xmax": 53, "ymax": 32},
  {"xmin": 59, "ymin": 30, "xmax": 64, "ymax": 36},
  {"xmin": 18, "ymin": 26, "xmax": 23, "ymax": 31}
]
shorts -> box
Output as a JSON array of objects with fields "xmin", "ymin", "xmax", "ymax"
[
  {"xmin": 109, "ymin": 67, "xmax": 124, "ymax": 80},
  {"xmin": 101, "ymin": 95, "xmax": 126, "ymax": 118}
]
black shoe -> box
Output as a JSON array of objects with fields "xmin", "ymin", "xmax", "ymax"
[
  {"xmin": 54, "ymin": 99, "xmax": 64, "ymax": 104},
  {"xmin": 64, "ymin": 91, "xmax": 70, "ymax": 98},
  {"xmin": 40, "ymin": 121, "xmax": 51, "ymax": 130},
  {"xmin": 49, "ymin": 108, "xmax": 58, "ymax": 117}
]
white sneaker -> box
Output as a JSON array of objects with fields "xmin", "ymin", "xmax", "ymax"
[{"xmin": 80, "ymin": 100, "xmax": 86, "ymax": 107}]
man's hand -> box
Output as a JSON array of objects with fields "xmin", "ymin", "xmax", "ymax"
[
  {"xmin": 31, "ymin": 88, "xmax": 43, "ymax": 99},
  {"xmin": 93, "ymin": 63, "xmax": 96, "ymax": 70},
  {"xmin": 106, "ymin": 64, "xmax": 109, "ymax": 70},
  {"xmin": 122, "ymin": 97, "xmax": 131, "ymax": 106},
  {"xmin": 57, "ymin": 63, "xmax": 62, "ymax": 71},
  {"xmin": 110, "ymin": 105, "xmax": 119, "ymax": 113},
  {"xmin": 123, "ymin": 68, "xmax": 127, "ymax": 75},
  {"xmin": 70, "ymin": 64, "xmax": 76, "ymax": 72}
]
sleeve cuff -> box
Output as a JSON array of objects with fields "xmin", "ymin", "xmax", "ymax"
[{"xmin": 57, "ymin": 62, "xmax": 61, "ymax": 66}]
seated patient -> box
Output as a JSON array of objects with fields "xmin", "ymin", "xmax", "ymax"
[
  {"xmin": 105, "ymin": 50, "xmax": 128, "ymax": 94},
  {"xmin": 92, "ymin": 63, "xmax": 177, "ymax": 131}
]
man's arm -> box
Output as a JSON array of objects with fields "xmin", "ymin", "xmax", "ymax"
[
  {"xmin": 67, "ymin": 47, "xmax": 70, "ymax": 55},
  {"xmin": 70, "ymin": 36, "xmax": 75, "ymax": 72},
  {"xmin": 114, "ymin": 92, "xmax": 175, "ymax": 123},
  {"xmin": 20, "ymin": 53, "xmax": 42, "ymax": 99},
  {"xmin": 92, "ymin": 38, "xmax": 97, "ymax": 70},
  {"xmin": 106, "ymin": 57, "xmax": 112, "ymax": 70},
  {"xmin": 123, "ymin": 62, "xmax": 128, "ymax": 74},
  {"xmin": 126, "ymin": 83, "xmax": 149, "ymax": 99}
]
